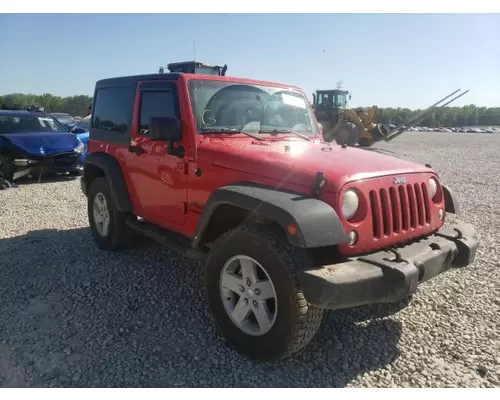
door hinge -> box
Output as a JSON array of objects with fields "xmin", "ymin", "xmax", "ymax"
[{"xmin": 184, "ymin": 162, "xmax": 189, "ymax": 175}]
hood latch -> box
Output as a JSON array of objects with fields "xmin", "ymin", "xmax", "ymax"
[{"xmin": 312, "ymin": 172, "xmax": 326, "ymax": 197}]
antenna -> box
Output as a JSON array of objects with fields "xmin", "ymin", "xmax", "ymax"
[{"xmin": 336, "ymin": 81, "xmax": 343, "ymax": 90}]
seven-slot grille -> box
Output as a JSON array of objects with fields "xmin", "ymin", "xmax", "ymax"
[{"xmin": 369, "ymin": 182, "xmax": 431, "ymax": 238}]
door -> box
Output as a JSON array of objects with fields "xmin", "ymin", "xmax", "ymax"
[{"xmin": 127, "ymin": 81, "xmax": 188, "ymax": 229}]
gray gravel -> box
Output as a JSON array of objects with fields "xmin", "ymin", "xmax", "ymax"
[{"xmin": 0, "ymin": 131, "xmax": 499, "ymax": 388}]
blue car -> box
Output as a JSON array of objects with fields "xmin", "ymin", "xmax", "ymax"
[
  {"xmin": 50, "ymin": 113, "xmax": 90, "ymax": 151},
  {"xmin": 0, "ymin": 109, "xmax": 87, "ymax": 182},
  {"xmin": 65, "ymin": 120, "xmax": 90, "ymax": 149},
  {"xmin": 51, "ymin": 112, "xmax": 74, "ymax": 126}
]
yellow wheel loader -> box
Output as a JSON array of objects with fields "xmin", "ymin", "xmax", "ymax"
[{"xmin": 311, "ymin": 88, "xmax": 469, "ymax": 148}]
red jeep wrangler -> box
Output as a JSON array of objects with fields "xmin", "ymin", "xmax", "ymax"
[{"xmin": 81, "ymin": 61, "xmax": 478, "ymax": 360}]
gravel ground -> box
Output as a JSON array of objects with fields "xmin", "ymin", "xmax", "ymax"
[{"xmin": 0, "ymin": 131, "xmax": 499, "ymax": 388}]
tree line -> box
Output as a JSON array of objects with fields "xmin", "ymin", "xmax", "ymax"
[
  {"xmin": 0, "ymin": 93, "xmax": 92, "ymax": 119},
  {"xmin": 1, "ymin": 92, "xmax": 499, "ymax": 127}
]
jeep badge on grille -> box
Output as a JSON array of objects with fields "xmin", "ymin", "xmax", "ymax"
[{"xmin": 393, "ymin": 176, "xmax": 407, "ymax": 184}]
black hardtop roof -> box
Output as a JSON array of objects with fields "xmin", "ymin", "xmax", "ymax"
[
  {"xmin": 93, "ymin": 72, "xmax": 302, "ymax": 92},
  {"xmin": 95, "ymin": 73, "xmax": 181, "ymax": 88}
]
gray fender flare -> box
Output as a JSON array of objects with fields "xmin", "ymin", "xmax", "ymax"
[
  {"xmin": 83, "ymin": 152, "xmax": 133, "ymax": 212},
  {"xmin": 442, "ymin": 184, "xmax": 459, "ymax": 214},
  {"xmin": 192, "ymin": 183, "xmax": 349, "ymax": 248}
]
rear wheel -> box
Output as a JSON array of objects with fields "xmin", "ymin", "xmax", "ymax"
[
  {"xmin": 87, "ymin": 177, "xmax": 134, "ymax": 251},
  {"xmin": 204, "ymin": 223, "xmax": 324, "ymax": 360}
]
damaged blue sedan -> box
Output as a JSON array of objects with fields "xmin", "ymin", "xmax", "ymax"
[{"xmin": 0, "ymin": 108, "xmax": 87, "ymax": 182}]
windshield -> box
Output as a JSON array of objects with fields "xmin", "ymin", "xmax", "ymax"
[
  {"xmin": 335, "ymin": 94, "xmax": 347, "ymax": 108},
  {"xmin": 0, "ymin": 114, "xmax": 68, "ymax": 134},
  {"xmin": 187, "ymin": 80, "xmax": 319, "ymax": 137},
  {"xmin": 52, "ymin": 114, "xmax": 73, "ymax": 125}
]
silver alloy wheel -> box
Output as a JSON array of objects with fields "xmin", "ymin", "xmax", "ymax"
[
  {"xmin": 92, "ymin": 192, "xmax": 110, "ymax": 237},
  {"xmin": 219, "ymin": 255, "xmax": 278, "ymax": 336}
]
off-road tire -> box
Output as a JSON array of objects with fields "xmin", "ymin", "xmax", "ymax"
[
  {"xmin": 0, "ymin": 155, "xmax": 14, "ymax": 182},
  {"xmin": 333, "ymin": 121, "xmax": 360, "ymax": 146},
  {"xmin": 87, "ymin": 177, "xmax": 134, "ymax": 251},
  {"xmin": 204, "ymin": 222, "xmax": 324, "ymax": 361}
]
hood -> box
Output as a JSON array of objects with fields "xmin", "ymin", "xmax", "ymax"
[
  {"xmin": 0, "ymin": 132, "xmax": 80, "ymax": 156},
  {"xmin": 208, "ymin": 138, "xmax": 431, "ymax": 192}
]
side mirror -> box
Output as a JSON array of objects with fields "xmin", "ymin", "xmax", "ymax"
[
  {"xmin": 149, "ymin": 116, "xmax": 181, "ymax": 142},
  {"xmin": 149, "ymin": 116, "xmax": 184, "ymax": 158}
]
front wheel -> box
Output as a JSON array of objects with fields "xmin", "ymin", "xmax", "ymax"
[
  {"xmin": 0, "ymin": 155, "xmax": 14, "ymax": 182},
  {"xmin": 204, "ymin": 223, "xmax": 324, "ymax": 361}
]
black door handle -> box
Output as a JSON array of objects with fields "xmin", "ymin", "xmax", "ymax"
[{"xmin": 128, "ymin": 145, "xmax": 145, "ymax": 155}]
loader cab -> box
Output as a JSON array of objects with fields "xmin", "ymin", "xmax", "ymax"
[
  {"xmin": 312, "ymin": 89, "xmax": 350, "ymax": 111},
  {"xmin": 312, "ymin": 89, "xmax": 350, "ymax": 127}
]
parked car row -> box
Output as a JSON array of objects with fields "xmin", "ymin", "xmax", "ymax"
[{"xmin": 407, "ymin": 126, "xmax": 499, "ymax": 133}]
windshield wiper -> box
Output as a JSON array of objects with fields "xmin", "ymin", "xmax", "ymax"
[
  {"xmin": 200, "ymin": 127, "xmax": 264, "ymax": 141},
  {"xmin": 259, "ymin": 128, "xmax": 311, "ymax": 141}
]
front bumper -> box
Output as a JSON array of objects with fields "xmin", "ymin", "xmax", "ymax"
[
  {"xmin": 12, "ymin": 153, "xmax": 84, "ymax": 178},
  {"xmin": 298, "ymin": 223, "xmax": 478, "ymax": 310}
]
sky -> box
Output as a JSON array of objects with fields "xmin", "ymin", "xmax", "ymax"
[{"xmin": 0, "ymin": 13, "xmax": 499, "ymax": 109}]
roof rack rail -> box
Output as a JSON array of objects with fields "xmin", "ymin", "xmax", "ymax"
[{"xmin": 158, "ymin": 60, "xmax": 227, "ymax": 76}]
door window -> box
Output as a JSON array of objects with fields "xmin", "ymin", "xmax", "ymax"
[
  {"xmin": 139, "ymin": 90, "xmax": 177, "ymax": 136},
  {"xmin": 93, "ymin": 86, "xmax": 132, "ymax": 133}
]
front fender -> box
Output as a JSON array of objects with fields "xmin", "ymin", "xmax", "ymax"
[{"xmin": 193, "ymin": 183, "xmax": 349, "ymax": 249}]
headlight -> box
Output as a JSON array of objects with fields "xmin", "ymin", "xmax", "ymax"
[
  {"xmin": 75, "ymin": 139, "xmax": 85, "ymax": 154},
  {"xmin": 429, "ymin": 177, "xmax": 438, "ymax": 199},
  {"xmin": 342, "ymin": 189, "xmax": 359, "ymax": 220}
]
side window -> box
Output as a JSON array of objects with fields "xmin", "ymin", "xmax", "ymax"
[
  {"xmin": 92, "ymin": 86, "xmax": 133, "ymax": 133},
  {"xmin": 139, "ymin": 90, "xmax": 176, "ymax": 136}
]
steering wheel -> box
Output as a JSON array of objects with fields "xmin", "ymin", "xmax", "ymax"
[{"xmin": 291, "ymin": 123, "xmax": 310, "ymax": 131}]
